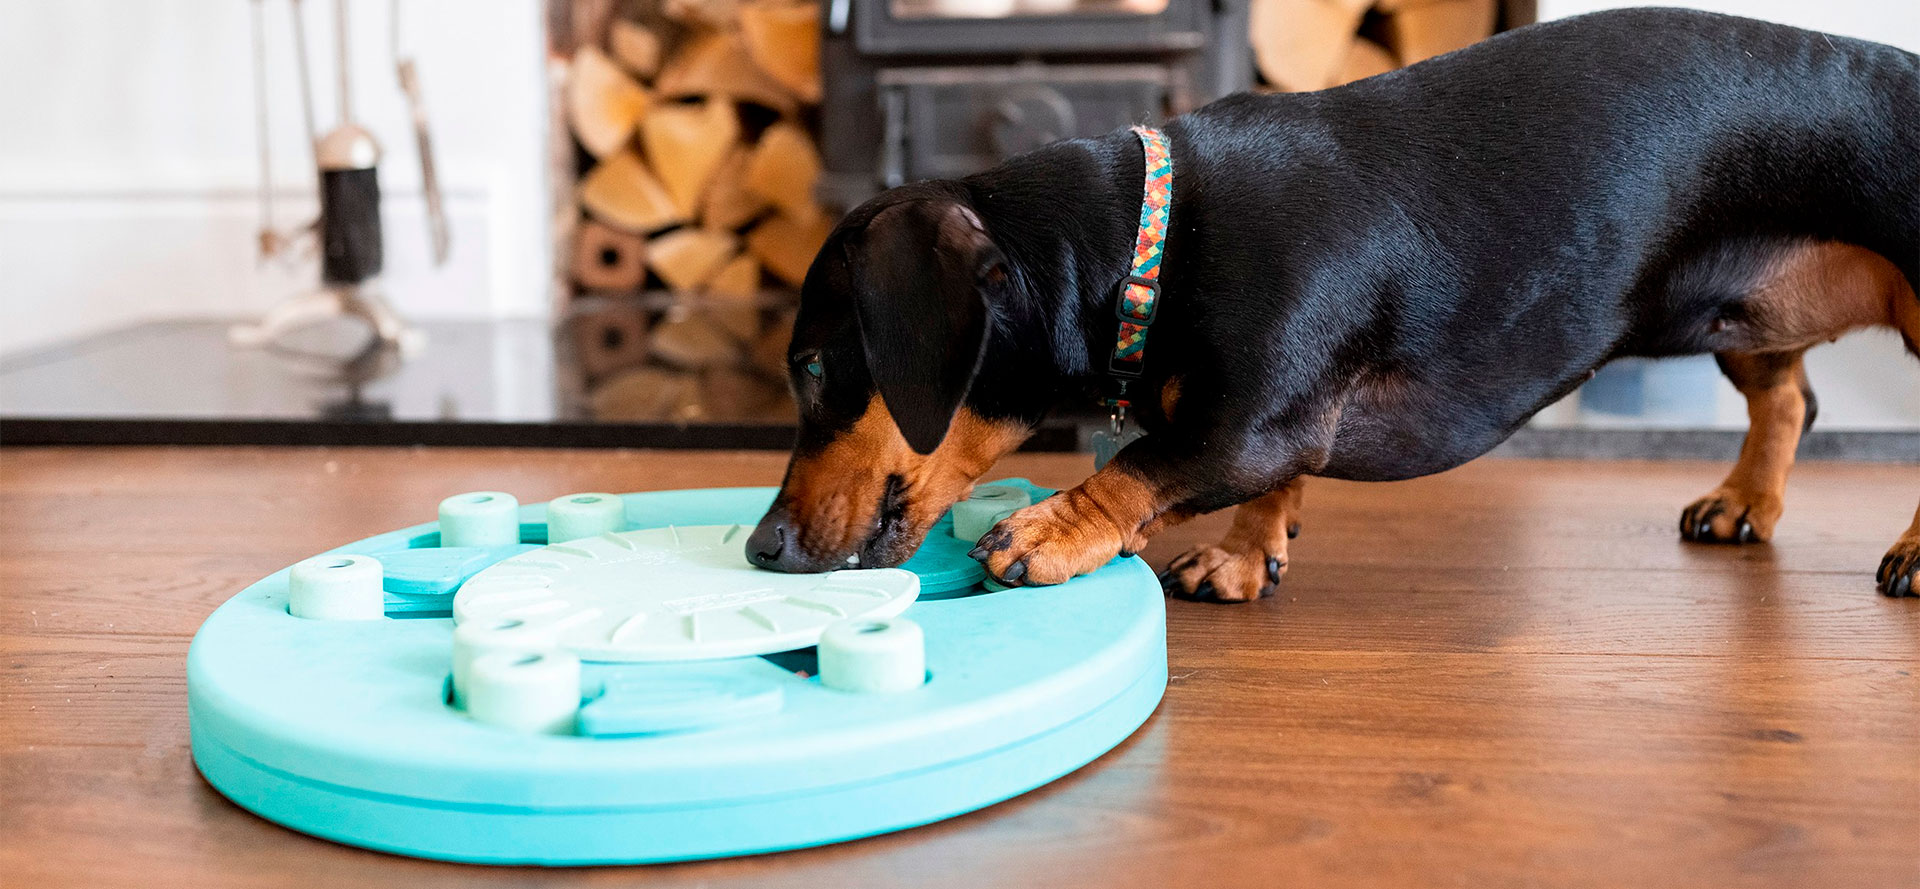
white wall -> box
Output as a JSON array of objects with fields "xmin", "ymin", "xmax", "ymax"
[{"xmin": 0, "ymin": 0, "xmax": 551, "ymax": 355}]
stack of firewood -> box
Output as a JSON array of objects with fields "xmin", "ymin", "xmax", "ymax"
[
  {"xmin": 555, "ymin": 0, "xmax": 826, "ymax": 423},
  {"xmin": 1251, "ymin": 0, "xmax": 1498, "ymax": 91}
]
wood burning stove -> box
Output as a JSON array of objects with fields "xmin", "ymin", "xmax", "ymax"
[{"xmin": 817, "ymin": 0, "xmax": 1250, "ymax": 207}]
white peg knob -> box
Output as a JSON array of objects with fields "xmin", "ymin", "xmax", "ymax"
[
  {"xmin": 819, "ymin": 617, "xmax": 926, "ymax": 694},
  {"xmin": 288, "ymin": 554, "xmax": 385, "ymax": 620},
  {"xmin": 439, "ymin": 491, "xmax": 520, "ymax": 548}
]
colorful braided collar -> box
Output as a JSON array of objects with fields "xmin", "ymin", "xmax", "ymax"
[{"xmin": 1104, "ymin": 125, "xmax": 1172, "ymax": 409}]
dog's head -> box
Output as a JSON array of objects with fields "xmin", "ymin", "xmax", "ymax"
[{"xmin": 745, "ymin": 184, "xmax": 1045, "ymax": 572}]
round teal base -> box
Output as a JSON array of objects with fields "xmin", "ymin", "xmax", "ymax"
[{"xmin": 187, "ymin": 482, "xmax": 1168, "ymax": 865}]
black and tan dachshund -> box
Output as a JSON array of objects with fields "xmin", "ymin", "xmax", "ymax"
[{"xmin": 743, "ymin": 7, "xmax": 1920, "ymax": 603}]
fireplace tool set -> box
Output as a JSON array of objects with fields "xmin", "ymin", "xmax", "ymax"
[{"xmin": 236, "ymin": 0, "xmax": 447, "ymax": 361}]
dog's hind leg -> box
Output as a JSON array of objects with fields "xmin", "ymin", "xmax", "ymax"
[
  {"xmin": 1680, "ymin": 240, "xmax": 1920, "ymax": 595},
  {"xmin": 1875, "ymin": 292, "xmax": 1920, "ymax": 597},
  {"xmin": 1158, "ymin": 479, "xmax": 1305, "ymax": 603},
  {"xmin": 1679, "ymin": 350, "xmax": 1813, "ymax": 544}
]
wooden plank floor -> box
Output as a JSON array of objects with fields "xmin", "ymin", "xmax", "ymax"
[{"xmin": 1, "ymin": 447, "xmax": 1915, "ymax": 889}]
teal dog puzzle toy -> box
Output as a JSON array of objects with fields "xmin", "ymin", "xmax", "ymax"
[{"xmin": 187, "ymin": 481, "xmax": 1167, "ymax": 864}]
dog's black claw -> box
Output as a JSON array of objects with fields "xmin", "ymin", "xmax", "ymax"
[
  {"xmin": 1876, "ymin": 553, "xmax": 1895, "ymax": 585},
  {"xmin": 967, "ymin": 544, "xmax": 988, "ymax": 562},
  {"xmin": 1191, "ymin": 581, "xmax": 1219, "ymax": 602},
  {"xmin": 1265, "ymin": 556, "xmax": 1283, "ymax": 584},
  {"xmin": 999, "ymin": 560, "xmax": 1026, "ymax": 586},
  {"xmin": 1884, "ymin": 564, "xmax": 1915, "ymax": 598},
  {"xmin": 1118, "ymin": 549, "xmax": 1136, "ymax": 558},
  {"xmin": 1286, "ymin": 523, "xmax": 1301, "ymax": 540},
  {"xmin": 1737, "ymin": 519, "xmax": 1755, "ymax": 544},
  {"xmin": 1258, "ymin": 582, "xmax": 1277, "ymax": 599}
]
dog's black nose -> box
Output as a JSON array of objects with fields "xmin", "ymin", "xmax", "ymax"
[{"xmin": 745, "ymin": 509, "xmax": 797, "ymax": 571}]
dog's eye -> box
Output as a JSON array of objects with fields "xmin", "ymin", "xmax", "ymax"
[{"xmin": 797, "ymin": 353, "xmax": 824, "ymax": 379}]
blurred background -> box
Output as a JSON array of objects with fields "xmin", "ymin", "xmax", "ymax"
[{"xmin": 0, "ymin": 0, "xmax": 1915, "ymax": 455}]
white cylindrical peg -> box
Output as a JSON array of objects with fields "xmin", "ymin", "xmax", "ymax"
[
  {"xmin": 287, "ymin": 554, "xmax": 385, "ymax": 620},
  {"xmin": 438, "ymin": 491, "xmax": 520, "ymax": 548},
  {"xmin": 451, "ymin": 618, "xmax": 559, "ymax": 708},
  {"xmin": 819, "ymin": 617, "xmax": 926, "ymax": 694},
  {"xmin": 951, "ymin": 485, "xmax": 1032, "ymax": 542},
  {"xmin": 464, "ymin": 649, "xmax": 582, "ymax": 735},
  {"xmin": 546, "ymin": 493, "xmax": 626, "ymax": 544}
]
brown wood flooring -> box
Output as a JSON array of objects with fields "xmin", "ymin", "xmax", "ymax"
[{"xmin": 1, "ymin": 447, "xmax": 1915, "ymax": 888}]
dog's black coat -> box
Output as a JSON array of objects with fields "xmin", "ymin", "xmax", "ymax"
[{"xmin": 778, "ymin": 8, "xmax": 1917, "ymax": 546}]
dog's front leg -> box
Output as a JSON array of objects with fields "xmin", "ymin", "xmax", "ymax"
[
  {"xmin": 967, "ymin": 461, "xmax": 1175, "ymax": 586},
  {"xmin": 969, "ymin": 422, "xmax": 1321, "ymax": 588},
  {"xmin": 1159, "ymin": 479, "xmax": 1304, "ymax": 603}
]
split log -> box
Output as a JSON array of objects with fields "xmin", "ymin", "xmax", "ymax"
[
  {"xmin": 746, "ymin": 210, "xmax": 832, "ymax": 288},
  {"xmin": 651, "ymin": 312, "xmax": 740, "ymax": 369},
  {"xmin": 700, "ymin": 148, "xmax": 769, "ymax": 231},
  {"xmin": 567, "ymin": 47, "xmax": 650, "ymax": 158},
  {"xmin": 589, "ymin": 366, "xmax": 698, "ymax": 421},
  {"xmin": 570, "ymin": 296, "xmax": 651, "ymax": 380},
  {"xmin": 1250, "ymin": 0, "xmax": 1365, "ymax": 92},
  {"xmin": 1387, "ymin": 0, "xmax": 1496, "ymax": 63},
  {"xmin": 607, "ymin": 20, "xmax": 663, "ymax": 79},
  {"xmin": 640, "ymin": 99, "xmax": 741, "ymax": 217},
  {"xmin": 743, "ymin": 122, "xmax": 822, "ymax": 219},
  {"xmin": 656, "ymin": 31, "xmax": 798, "ymax": 115},
  {"xmin": 739, "ymin": 1, "xmax": 822, "ymax": 103},
  {"xmin": 554, "ymin": 0, "xmax": 617, "ymax": 57},
  {"xmin": 579, "ymin": 150, "xmax": 685, "ymax": 233},
  {"xmin": 571, "ymin": 221, "xmax": 648, "ymax": 290},
  {"xmin": 1335, "ymin": 38, "xmax": 1399, "ymax": 86},
  {"xmin": 649, "ymin": 228, "xmax": 740, "ymax": 292}
]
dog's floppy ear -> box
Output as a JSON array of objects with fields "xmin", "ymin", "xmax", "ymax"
[{"xmin": 851, "ymin": 199, "xmax": 1005, "ymax": 454}]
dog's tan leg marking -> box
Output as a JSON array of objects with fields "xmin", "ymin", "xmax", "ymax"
[
  {"xmin": 1680, "ymin": 351, "xmax": 1811, "ymax": 543},
  {"xmin": 1686, "ymin": 240, "xmax": 1920, "ymax": 597},
  {"xmin": 1162, "ymin": 479, "xmax": 1305, "ymax": 603},
  {"xmin": 972, "ymin": 465, "xmax": 1170, "ymax": 586}
]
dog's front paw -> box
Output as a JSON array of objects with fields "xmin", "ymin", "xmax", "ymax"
[
  {"xmin": 967, "ymin": 494, "xmax": 1127, "ymax": 587},
  {"xmin": 1159, "ymin": 543, "xmax": 1285, "ymax": 604},
  {"xmin": 1877, "ymin": 536, "xmax": 1920, "ymax": 598},
  {"xmin": 1680, "ymin": 487, "xmax": 1782, "ymax": 544}
]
